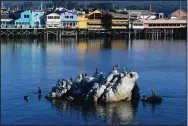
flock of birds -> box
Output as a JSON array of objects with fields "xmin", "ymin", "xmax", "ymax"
[
  {"xmin": 48, "ymin": 64, "xmax": 134, "ymax": 99},
  {"xmin": 24, "ymin": 64, "xmax": 163, "ymax": 104}
]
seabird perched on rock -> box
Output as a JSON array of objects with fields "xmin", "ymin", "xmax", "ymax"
[
  {"xmin": 151, "ymin": 89, "xmax": 156, "ymax": 96},
  {"xmin": 38, "ymin": 87, "xmax": 42, "ymax": 95},
  {"xmin": 96, "ymin": 68, "xmax": 99, "ymax": 74},
  {"xmin": 70, "ymin": 77, "xmax": 73, "ymax": 82},
  {"xmin": 24, "ymin": 96, "xmax": 29, "ymax": 101},
  {"xmin": 113, "ymin": 64, "xmax": 118, "ymax": 70}
]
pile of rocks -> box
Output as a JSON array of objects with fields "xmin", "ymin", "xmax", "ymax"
[{"xmin": 45, "ymin": 65, "xmax": 140, "ymax": 103}]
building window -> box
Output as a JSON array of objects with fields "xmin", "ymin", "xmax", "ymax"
[
  {"xmin": 24, "ymin": 15, "xmax": 30, "ymax": 18},
  {"xmin": 63, "ymin": 23, "xmax": 66, "ymax": 26},
  {"xmin": 70, "ymin": 22, "xmax": 72, "ymax": 26},
  {"xmin": 65, "ymin": 16, "xmax": 69, "ymax": 18},
  {"xmin": 70, "ymin": 16, "xmax": 73, "ymax": 18},
  {"xmin": 48, "ymin": 16, "xmax": 53, "ymax": 19},
  {"xmin": 54, "ymin": 16, "xmax": 59, "ymax": 19}
]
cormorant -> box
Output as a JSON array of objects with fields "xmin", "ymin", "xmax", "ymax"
[{"xmin": 38, "ymin": 87, "xmax": 42, "ymax": 95}]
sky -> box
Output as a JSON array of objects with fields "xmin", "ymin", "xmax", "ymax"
[{"xmin": 2, "ymin": 1, "xmax": 187, "ymax": 8}]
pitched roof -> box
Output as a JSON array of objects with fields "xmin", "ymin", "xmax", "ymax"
[
  {"xmin": 170, "ymin": 9, "xmax": 187, "ymax": 17},
  {"xmin": 60, "ymin": 11, "xmax": 78, "ymax": 15},
  {"xmin": 87, "ymin": 9, "xmax": 106, "ymax": 16},
  {"xmin": 125, "ymin": 10, "xmax": 156, "ymax": 15},
  {"xmin": 156, "ymin": 8, "xmax": 187, "ymax": 15},
  {"xmin": 108, "ymin": 12, "xmax": 128, "ymax": 18},
  {"xmin": 47, "ymin": 12, "xmax": 60, "ymax": 16}
]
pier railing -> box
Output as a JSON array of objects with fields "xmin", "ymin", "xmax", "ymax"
[{"xmin": 0, "ymin": 25, "xmax": 46, "ymax": 29}]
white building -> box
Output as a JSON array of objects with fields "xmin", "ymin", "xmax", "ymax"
[
  {"xmin": 129, "ymin": 20, "xmax": 144, "ymax": 29},
  {"xmin": 46, "ymin": 13, "xmax": 61, "ymax": 28},
  {"xmin": 126, "ymin": 10, "xmax": 157, "ymax": 20}
]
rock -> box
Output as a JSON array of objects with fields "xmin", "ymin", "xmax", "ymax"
[
  {"xmin": 45, "ymin": 67, "xmax": 140, "ymax": 103},
  {"xmin": 100, "ymin": 72, "xmax": 138, "ymax": 102}
]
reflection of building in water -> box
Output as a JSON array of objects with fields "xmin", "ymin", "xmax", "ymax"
[
  {"xmin": 77, "ymin": 39, "xmax": 102, "ymax": 54},
  {"xmin": 46, "ymin": 42, "xmax": 62, "ymax": 55},
  {"xmin": 77, "ymin": 41, "xmax": 88, "ymax": 54},
  {"xmin": 77, "ymin": 38, "xmax": 130, "ymax": 52},
  {"xmin": 60, "ymin": 38, "xmax": 77, "ymax": 50},
  {"xmin": 131, "ymin": 40, "xmax": 151, "ymax": 51},
  {"xmin": 86, "ymin": 39, "xmax": 102, "ymax": 52},
  {"xmin": 111, "ymin": 39, "xmax": 129, "ymax": 50}
]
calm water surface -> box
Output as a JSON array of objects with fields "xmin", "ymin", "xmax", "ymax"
[{"xmin": 1, "ymin": 38, "xmax": 186, "ymax": 125}]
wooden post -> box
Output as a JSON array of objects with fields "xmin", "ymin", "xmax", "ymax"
[
  {"xmin": 76, "ymin": 30, "xmax": 78, "ymax": 41},
  {"xmin": 59, "ymin": 29, "xmax": 61, "ymax": 42},
  {"xmin": 129, "ymin": 29, "xmax": 131, "ymax": 40},
  {"xmin": 134, "ymin": 29, "xmax": 136, "ymax": 39},
  {"xmin": 157, "ymin": 29, "xmax": 158, "ymax": 40},
  {"xmin": 145, "ymin": 30, "xmax": 147, "ymax": 39},
  {"xmin": 47, "ymin": 30, "xmax": 48, "ymax": 41},
  {"xmin": 56, "ymin": 30, "xmax": 58, "ymax": 41}
]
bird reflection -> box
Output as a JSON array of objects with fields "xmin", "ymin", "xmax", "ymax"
[
  {"xmin": 38, "ymin": 94, "xmax": 41, "ymax": 101},
  {"xmin": 46, "ymin": 99, "xmax": 139, "ymax": 125},
  {"xmin": 142, "ymin": 101, "xmax": 162, "ymax": 114}
]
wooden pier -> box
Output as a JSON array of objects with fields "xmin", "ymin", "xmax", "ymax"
[{"xmin": 0, "ymin": 26, "xmax": 186, "ymax": 39}]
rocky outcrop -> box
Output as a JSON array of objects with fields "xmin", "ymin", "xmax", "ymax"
[{"xmin": 45, "ymin": 66, "xmax": 140, "ymax": 103}]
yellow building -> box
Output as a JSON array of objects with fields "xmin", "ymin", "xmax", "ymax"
[
  {"xmin": 78, "ymin": 14, "xmax": 88, "ymax": 29},
  {"xmin": 87, "ymin": 9, "xmax": 111, "ymax": 30},
  {"xmin": 78, "ymin": 10, "xmax": 129, "ymax": 30},
  {"xmin": 108, "ymin": 12, "xmax": 129, "ymax": 29}
]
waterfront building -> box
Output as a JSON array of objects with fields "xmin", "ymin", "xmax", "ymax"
[
  {"xmin": 108, "ymin": 12, "xmax": 129, "ymax": 29},
  {"xmin": 15, "ymin": 10, "xmax": 32, "ymax": 28},
  {"xmin": 143, "ymin": 19, "xmax": 187, "ymax": 29},
  {"xmin": 0, "ymin": 13, "xmax": 14, "ymax": 28},
  {"xmin": 46, "ymin": 12, "xmax": 61, "ymax": 28},
  {"xmin": 129, "ymin": 20, "xmax": 144, "ymax": 29},
  {"xmin": 60, "ymin": 11, "xmax": 78, "ymax": 28},
  {"xmin": 31, "ymin": 11, "xmax": 45, "ymax": 28},
  {"xmin": 116, "ymin": 8, "xmax": 127, "ymax": 13},
  {"xmin": 78, "ymin": 14, "xmax": 88, "ymax": 29},
  {"xmin": 170, "ymin": 9, "xmax": 187, "ymax": 19},
  {"xmin": 87, "ymin": 9, "xmax": 111, "ymax": 30},
  {"xmin": 126, "ymin": 10, "xmax": 156, "ymax": 20},
  {"xmin": 157, "ymin": 8, "xmax": 187, "ymax": 19}
]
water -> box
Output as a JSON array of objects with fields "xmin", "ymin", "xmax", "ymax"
[{"xmin": 1, "ymin": 38, "xmax": 186, "ymax": 125}]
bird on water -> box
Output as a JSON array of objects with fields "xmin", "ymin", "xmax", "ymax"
[{"xmin": 38, "ymin": 87, "xmax": 42, "ymax": 95}]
